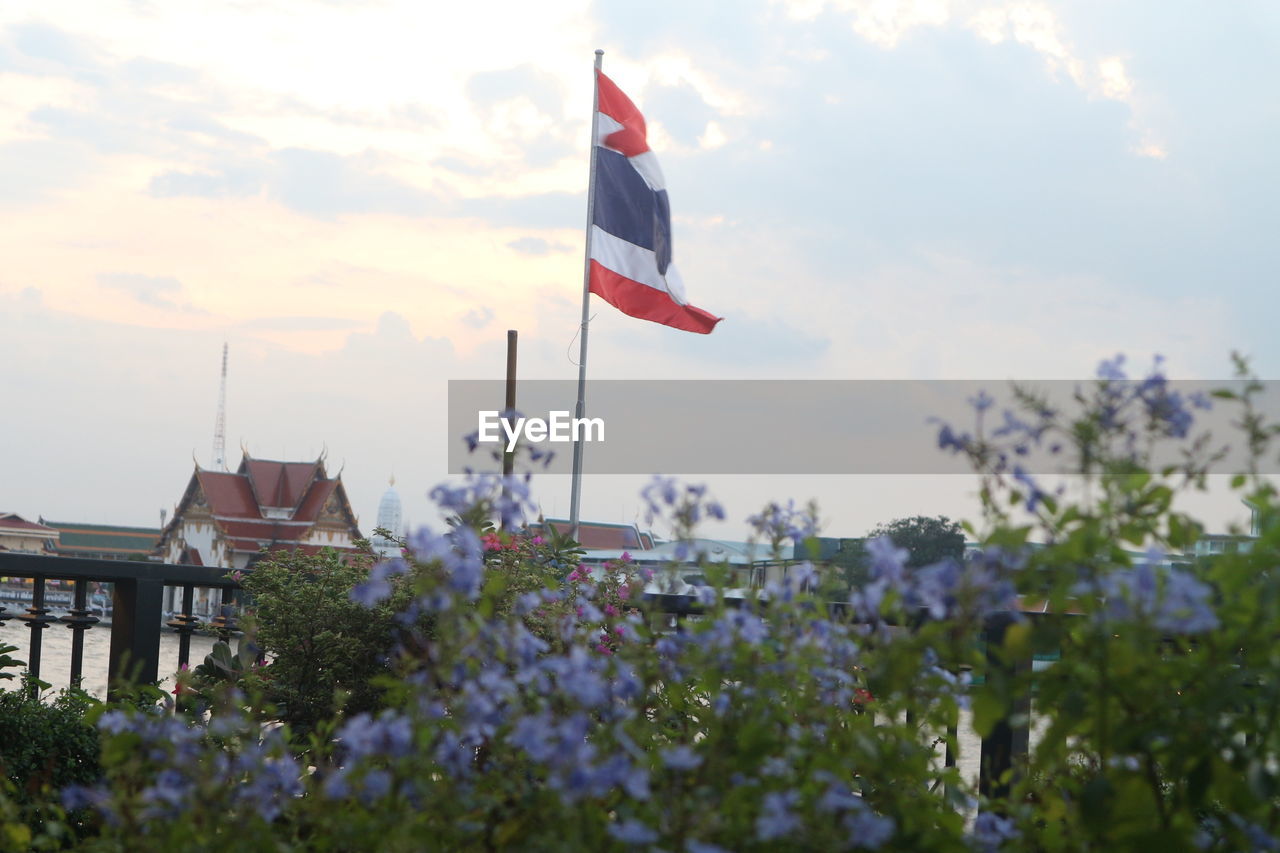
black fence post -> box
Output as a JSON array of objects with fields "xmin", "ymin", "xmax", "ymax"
[
  {"xmin": 167, "ymin": 584, "xmax": 199, "ymax": 668},
  {"xmin": 61, "ymin": 579, "xmax": 100, "ymax": 689},
  {"xmin": 18, "ymin": 576, "xmax": 57, "ymax": 696},
  {"xmin": 979, "ymin": 612, "xmax": 1031, "ymax": 801},
  {"xmin": 108, "ymin": 577, "xmax": 164, "ymax": 699}
]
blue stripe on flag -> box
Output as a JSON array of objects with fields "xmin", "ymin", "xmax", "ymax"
[{"xmin": 593, "ymin": 147, "xmax": 671, "ymax": 271}]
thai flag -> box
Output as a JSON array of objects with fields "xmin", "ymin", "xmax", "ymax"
[{"xmin": 589, "ymin": 70, "xmax": 722, "ymax": 334}]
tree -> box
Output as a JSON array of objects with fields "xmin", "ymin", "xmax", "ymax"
[{"xmin": 867, "ymin": 515, "xmax": 965, "ymax": 568}]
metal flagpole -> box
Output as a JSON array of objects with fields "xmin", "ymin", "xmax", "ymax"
[{"xmin": 569, "ymin": 49, "xmax": 604, "ymax": 541}]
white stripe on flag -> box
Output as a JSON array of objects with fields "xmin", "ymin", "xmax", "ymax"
[
  {"xmin": 589, "ymin": 225, "xmax": 688, "ymax": 305},
  {"xmin": 626, "ymin": 151, "xmax": 666, "ymax": 192},
  {"xmin": 594, "ymin": 115, "xmax": 666, "ymax": 191}
]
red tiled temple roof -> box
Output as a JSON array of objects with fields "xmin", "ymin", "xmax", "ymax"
[
  {"xmin": 241, "ymin": 458, "xmax": 323, "ymax": 510},
  {"xmin": 534, "ymin": 519, "xmax": 650, "ymax": 550},
  {"xmin": 0, "ymin": 513, "xmax": 58, "ymax": 535},
  {"xmin": 196, "ymin": 470, "xmax": 260, "ymax": 517},
  {"xmin": 294, "ymin": 479, "xmax": 337, "ymax": 523}
]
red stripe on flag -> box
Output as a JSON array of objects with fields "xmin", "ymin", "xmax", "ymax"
[
  {"xmin": 589, "ymin": 261, "xmax": 722, "ymax": 334},
  {"xmin": 596, "ymin": 70, "xmax": 650, "ymax": 158}
]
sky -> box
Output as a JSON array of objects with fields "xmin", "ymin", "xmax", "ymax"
[{"xmin": 1, "ymin": 1, "xmax": 1277, "ymax": 544}]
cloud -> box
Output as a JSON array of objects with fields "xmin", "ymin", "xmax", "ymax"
[
  {"xmin": 773, "ymin": 0, "xmax": 1163, "ymax": 155},
  {"xmin": 433, "ymin": 156, "xmax": 490, "ymax": 177},
  {"xmin": 237, "ymin": 316, "xmax": 363, "ymax": 331},
  {"xmin": 149, "ymin": 148, "xmax": 439, "ymax": 218},
  {"xmin": 149, "ymin": 164, "xmax": 264, "ymax": 198},
  {"xmin": 643, "ymin": 81, "xmax": 717, "ymax": 148},
  {"xmin": 458, "ymin": 191, "xmax": 581, "ymax": 230},
  {"xmin": 269, "ymin": 94, "xmax": 439, "ymax": 131},
  {"xmin": 0, "ymin": 138, "xmax": 95, "ymax": 206},
  {"xmin": 269, "ymin": 147, "xmax": 437, "ymax": 218},
  {"xmin": 658, "ymin": 312, "xmax": 830, "ymax": 369},
  {"xmin": 465, "ymin": 64, "xmax": 577, "ymax": 168},
  {"xmin": 506, "ymin": 236, "xmax": 572, "ymax": 256},
  {"xmin": 96, "ymin": 272, "xmax": 206, "ymax": 314},
  {"xmin": 461, "ymin": 307, "xmax": 493, "ymax": 329},
  {"xmin": 7, "ymin": 21, "xmax": 103, "ymax": 80},
  {"xmin": 467, "ymin": 64, "xmax": 565, "ymax": 118}
]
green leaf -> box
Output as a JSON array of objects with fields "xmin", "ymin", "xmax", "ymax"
[
  {"xmin": 1080, "ymin": 774, "xmax": 1114, "ymax": 828},
  {"xmin": 971, "ymin": 690, "xmax": 1005, "ymax": 739},
  {"xmin": 1187, "ymin": 755, "xmax": 1211, "ymax": 807}
]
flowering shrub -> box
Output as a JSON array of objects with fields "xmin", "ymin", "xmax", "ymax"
[{"xmin": 29, "ymin": 355, "xmax": 1280, "ymax": 850}]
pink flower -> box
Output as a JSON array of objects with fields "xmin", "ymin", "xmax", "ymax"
[
  {"xmin": 566, "ymin": 569, "xmax": 581, "ymax": 582},
  {"xmin": 620, "ymin": 551, "xmax": 633, "ymax": 563},
  {"xmin": 604, "ymin": 604, "xmax": 618, "ymax": 617},
  {"xmin": 595, "ymin": 643, "xmax": 613, "ymax": 656},
  {"xmin": 531, "ymin": 536, "xmax": 544, "ymax": 545},
  {"xmin": 618, "ymin": 584, "xmax": 631, "ymax": 599},
  {"xmin": 614, "ymin": 625, "xmax": 625, "ymax": 636}
]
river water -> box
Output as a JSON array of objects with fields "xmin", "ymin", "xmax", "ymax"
[{"xmin": 0, "ymin": 619, "xmax": 218, "ymax": 699}]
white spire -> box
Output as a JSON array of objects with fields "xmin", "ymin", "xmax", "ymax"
[
  {"xmin": 212, "ymin": 343, "xmax": 228, "ymax": 471},
  {"xmin": 371, "ymin": 475, "xmax": 403, "ymax": 558}
]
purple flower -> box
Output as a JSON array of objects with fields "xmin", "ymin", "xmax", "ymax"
[
  {"xmin": 748, "ymin": 500, "xmax": 818, "ymax": 543},
  {"xmin": 936, "ymin": 422, "xmax": 971, "ymax": 453},
  {"xmin": 686, "ymin": 842, "xmax": 731, "ymax": 853},
  {"xmin": 350, "ymin": 558, "xmax": 407, "ymax": 607},
  {"xmin": 359, "ymin": 768, "xmax": 393, "ymax": 804},
  {"xmin": 1012, "ymin": 465, "xmax": 1047, "ymax": 512},
  {"xmin": 971, "ymin": 811, "xmax": 1019, "ymax": 852},
  {"xmin": 756, "ymin": 790, "xmax": 801, "ymax": 841},
  {"xmin": 337, "ymin": 711, "xmax": 413, "ymax": 761},
  {"xmin": 1084, "ymin": 553, "xmax": 1219, "ymax": 634},
  {"xmin": 661, "ymin": 745, "xmax": 702, "ymax": 771},
  {"xmin": 847, "ymin": 808, "xmax": 895, "ymax": 849},
  {"xmin": 1097, "ymin": 354, "xmax": 1127, "ymax": 380},
  {"xmin": 321, "ymin": 768, "xmax": 350, "ymax": 800},
  {"xmin": 608, "ymin": 819, "xmax": 658, "ymax": 845},
  {"xmin": 1155, "ymin": 567, "xmax": 1219, "ymax": 633}
]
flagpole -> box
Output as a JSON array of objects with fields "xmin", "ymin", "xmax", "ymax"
[{"xmin": 569, "ymin": 49, "xmax": 604, "ymax": 542}]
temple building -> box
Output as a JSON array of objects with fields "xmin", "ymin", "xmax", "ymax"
[
  {"xmin": 0, "ymin": 513, "xmax": 58, "ymax": 554},
  {"xmin": 41, "ymin": 520, "xmax": 160, "ymax": 561},
  {"xmin": 157, "ymin": 453, "xmax": 364, "ymax": 617}
]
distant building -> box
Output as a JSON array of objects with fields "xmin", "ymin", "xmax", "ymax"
[
  {"xmin": 1187, "ymin": 533, "xmax": 1255, "ymax": 560},
  {"xmin": 0, "ymin": 513, "xmax": 58, "ymax": 554},
  {"xmin": 531, "ymin": 518, "xmax": 655, "ymax": 551},
  {"xmin": 41, "ymin": 520, "xmax": 159, "ymax": 561},
  {"xmin": 370, "ymin": 477, "xmax": 403, "ymax": 559},
  {"xmin": 157, "ymin": 453, "xmax": 364, "ymax": 617}
]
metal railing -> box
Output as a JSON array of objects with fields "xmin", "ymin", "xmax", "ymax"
[{"xmin": 0, "ymin": 552, "xmax": 241, "ymax": 699}]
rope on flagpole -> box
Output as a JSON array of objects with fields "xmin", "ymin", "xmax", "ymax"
[
  {"xmin": 568, "ymin": 49, "xmax": 604, "ymax": 543},
  {"xmin": 565, "ymin": 313, "xmax": 598, "ymax": 367}
]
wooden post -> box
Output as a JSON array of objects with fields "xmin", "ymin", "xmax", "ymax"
[{"xmin": 503, "ymin": 329, "xmax": 517, "ymax": 478}]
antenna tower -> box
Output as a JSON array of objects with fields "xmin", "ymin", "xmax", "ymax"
[{"xmin": 212, "ymin": 343, "xmax": 228, "ymax": 471}]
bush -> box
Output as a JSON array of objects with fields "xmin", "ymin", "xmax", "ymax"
[
  {"xmin": 42, "ymin": 356, "xmax": 1280, "ymax": 850},
  {"xmin": 0, "ymin": 683, "xmax": 100, "ymax": 803},
  {"xmin": 235, "ymin": 547, "xmax": 409, "ymax": 736}
]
